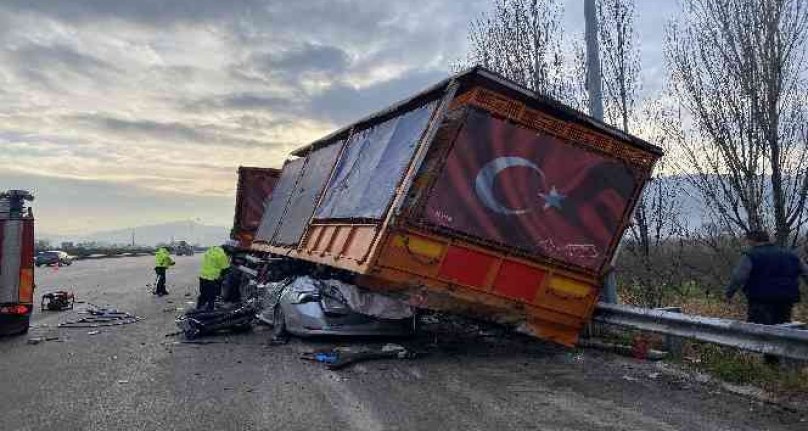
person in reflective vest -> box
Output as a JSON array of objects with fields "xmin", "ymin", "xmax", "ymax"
[
  {"xmin": 197, "ymin": 245, "xmax": 231, "ymax": 311},
  {"xmin": 153, "ymin": 247, "xmax": 175, "ymax": 296}
]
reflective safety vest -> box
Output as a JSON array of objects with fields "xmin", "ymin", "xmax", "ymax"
[
  {"xmin": 155, "ymin": 248, "xmax": 174, "ymax": 268},
  {"xmin": 199, "ymin": 246, "xmax": 230, "ymax": 281}
]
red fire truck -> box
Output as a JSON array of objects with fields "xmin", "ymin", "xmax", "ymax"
[{"xmin": 0, "ymin": 190, "xmax": 35, "ymax": 335}]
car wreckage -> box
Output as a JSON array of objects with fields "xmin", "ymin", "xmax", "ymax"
[{"xmin": 256, "ymin": 276, "xmax": 415, "ymax": 338}]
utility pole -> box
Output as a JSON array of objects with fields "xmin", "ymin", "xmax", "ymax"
[
  {"xmin": 585, "ymin": 0, "xmax": 616, "ymax": 303},
  {"xmin": 584, "ymin": 0, "xmax": 604, "ymax": 120}
]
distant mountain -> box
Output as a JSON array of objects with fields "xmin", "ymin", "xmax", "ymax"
[{"xmin": 40, "ymin": 221, "xmax": 229, "ymax": 247}]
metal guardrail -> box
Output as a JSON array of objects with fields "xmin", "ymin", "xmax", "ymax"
[{"xmin": 593, "ymin": 303, "xmax": 808, "ymax": 361}]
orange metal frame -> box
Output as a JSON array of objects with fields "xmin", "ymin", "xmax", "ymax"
[{"xmin": 360, "ymin": 228, "xmax": 600, "ymax": 346}]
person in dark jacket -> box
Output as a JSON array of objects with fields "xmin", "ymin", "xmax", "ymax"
[{"xmin": 725, "ymin": 230, "xmax": 807, "ymax": 325}]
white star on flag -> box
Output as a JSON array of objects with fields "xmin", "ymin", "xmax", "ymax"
[{"xmin": 540, "ymin": 186, "xmax": 566, "ymax": 210}]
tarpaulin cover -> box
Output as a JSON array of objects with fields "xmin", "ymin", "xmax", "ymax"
[
  {"xmin": 235, "ymin": 168, "xmax": 279, "ymax": 234},
  {"xmin": 422, "ymin": 109, "xmax": 640, "ymax": 271},
  {"xmin": 254, "ymin": 158, "xmax": 304, "ymax": 243},
  {"xmin": 314, "ymin": 101, "xmax": 438, "ymax": 220},
  {"xmin": 272, "ymin": 142, "xmax": 343, "ymax": 246}
]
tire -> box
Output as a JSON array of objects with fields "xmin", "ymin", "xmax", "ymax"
[
  {"xmin": 0, "ymin": 316, "xmax": 30, "ymax": 336},
  {"xmin": 271, "ymin": 305, "xmax": 287, "ymax": 338}
]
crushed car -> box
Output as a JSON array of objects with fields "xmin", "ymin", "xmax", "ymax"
[{"xmin": 257, "ymin": 276, "xmax": 416, "ymax": 340}]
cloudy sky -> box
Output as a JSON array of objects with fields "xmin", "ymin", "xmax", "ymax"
[{"xmin": 0, "ymin": 0, "xmax": 679, "ymax": 236}]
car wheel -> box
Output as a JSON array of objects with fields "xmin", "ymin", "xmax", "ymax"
[{"xmin": 272, "ymin": 305, "xmax": 287, "ymax": 338}]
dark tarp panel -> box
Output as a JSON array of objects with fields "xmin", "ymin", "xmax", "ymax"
[
  {"xmin": 254, "ymin": 158, "xmax": 304, "ymax": 243},
  {"xmin": 314, "ymin": 101, "xmax": 438, "ymax": 220},
  {"xmin": 272, "ymin": 142, "xmax": 343, "ymax": 246},
  {"xmin": 421, "ymin": 109, "xmax": 640, "ymax": 272}
]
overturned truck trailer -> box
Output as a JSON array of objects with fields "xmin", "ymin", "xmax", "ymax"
[{"xmin": 252, "ymin": 67, "xmax": 663, "ymax": 346}]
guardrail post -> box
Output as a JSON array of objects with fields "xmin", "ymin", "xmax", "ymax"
[
  {"xmin": 655, "ymin": 307, "xmax": 684, "ymax": 359},
  {"xmin": 776, "ymin": 322, "xmax": 807, "ymax": 371}
]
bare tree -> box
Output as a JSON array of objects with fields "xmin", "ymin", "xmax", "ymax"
[
  {"xmin": 597, "ymin": 0, "xmax": 647, "ymax": 247},
  {"xmin": 619, "ymin": 99, "xmax": 691, "ymax": 306},
  {"xmin": 464, "ymin": 0, "xmax": 585, "ymax": 107},
  {"xmin": 666, "ymin": 0, "xmax": 808, "ymax": 245},
  {"xmin": 597, "ymin": 0, "xmax": 640, "ymax": 133},
  {"xmin": 596, "ymin": 0, "xmax": 682, "ymax": 304}
]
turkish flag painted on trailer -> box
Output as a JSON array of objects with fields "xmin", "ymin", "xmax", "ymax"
[{"xmin": 422, "ymin": 109, "xmax": 639, "ymax": 272}]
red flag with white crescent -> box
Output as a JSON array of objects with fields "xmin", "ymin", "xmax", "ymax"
[{"xmin": 422, "ymin": 109, "xmax": 640, "ymax": 271}]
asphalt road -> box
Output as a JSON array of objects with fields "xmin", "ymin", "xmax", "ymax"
[{"xmin": 0, "ymin": 255, "xmax": 804, "ymax": 431}]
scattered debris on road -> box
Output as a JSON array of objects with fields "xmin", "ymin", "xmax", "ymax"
[
  {"xmin": 26, "ymin": 335, "xmax": 62, "ymax": 345},
  {"xmin": 58, "ymin": 305, "xmax": 142, "ymax": 328},
  {"xmin": 300, "ymin": 343, "xmax": 417, "ymax": 370},
  {"xmin": 175, "ymin": 300, "xmax": 258, "ymax": 339},
  {"xmin": 578, "ymin": 339, "xmax": 668, "ymax": 361}
]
